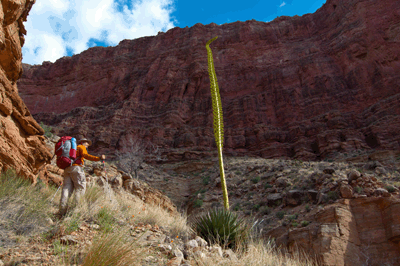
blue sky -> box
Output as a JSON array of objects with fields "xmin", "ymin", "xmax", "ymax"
[{"xmin": 22, "ymin": 0, "xmax": 326, "ymax": 65}]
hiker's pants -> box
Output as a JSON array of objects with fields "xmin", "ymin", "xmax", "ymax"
[{"xmin": 59, "ymin": 165, "xmax": 86, "ymax": 215}]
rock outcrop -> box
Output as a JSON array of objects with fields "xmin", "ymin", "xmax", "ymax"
[
  {"xmin": 269, "ymin": 197, "xmax": 400, "ymax": 266},
  {"xmin": 18, "ymin": 0, "xmax": 400, "ymax": 162},
  {"xmin": 0, "ymin": 0, "xmax": 51, "ymax": 181}
]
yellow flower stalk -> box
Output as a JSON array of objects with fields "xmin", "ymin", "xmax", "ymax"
[{"xmin": 206, "ymin": 36, "xmax": 229, "ymax": 210}]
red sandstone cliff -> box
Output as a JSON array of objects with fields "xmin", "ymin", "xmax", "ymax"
[
  {"xmin": 18, "ymin": 0, "xmax": 400, "ymax": 161},
  {"xmin": 0, "ymin": 0, "xmax": 51, "ymax": 181}
]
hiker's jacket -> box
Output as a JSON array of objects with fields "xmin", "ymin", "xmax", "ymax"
[{"xmin": 73, "ymin": 144, "xmax": 100, "ymax": 166}]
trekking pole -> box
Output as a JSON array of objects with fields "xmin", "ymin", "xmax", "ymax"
[
  {"xmin": 102, "ymin": 160, "xmax": 112, "ymax": 202},
  {"xmin": 51, "ymin": 182, "xmax": 62, "ymax": 202}
]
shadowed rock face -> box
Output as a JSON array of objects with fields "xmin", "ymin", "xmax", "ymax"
[
  {"xmin": 18, "ymin": 0, "xmax": 400, "ymax": 161},
  {"xmin": 0, "ymin": 0, "xmax": 51, "ymax": 181}
]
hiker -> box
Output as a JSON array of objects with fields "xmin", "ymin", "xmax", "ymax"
[{"xmin": 59, "ymin": 138, "xmax": 106, "ymax": 216}]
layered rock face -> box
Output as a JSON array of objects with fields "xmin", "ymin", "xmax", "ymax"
[
  {"xmin": 269, "ymin": 198, "xmax": 400, "ymax": 266},
  {"xmin": 0, "ymin": 0, "xmax": 51, "ymax": 181},
  {"xmin": 18, "ymin": 0, "xmax": 400, "ymax": 161}
]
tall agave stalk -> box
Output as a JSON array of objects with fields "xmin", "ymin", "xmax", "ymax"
[{"xmin": 206, "ymin": 36, "xmax": 229, "ymax": 210}]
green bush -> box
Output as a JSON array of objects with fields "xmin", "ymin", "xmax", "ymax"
[
  {"xmin": 301, "ymin": 221, "xmax": 310, "ymax": 227},
  {"xmin": 194, "ymin": 199, "xmax": 203, "ymax": 208},
  {"xmin": 385, "ymin": 185, "xmax": 396, "ymax": 193},
  {"xmin": 276, "ymin": 211, "xmax": 285, "ymax": 220},
  {"xmin": 327, "ymin": 191, "xmax": 339, "ymax": 201},
  {"xmin": 273, "ymin": 200, "xmax": 282, "ymax": 207},
  {"xmin": 260, "ymin": 206, "xmax": 271, "ymax": 215},
  {"xmin": 252, "ymin": 176, "xmax": 261, "ymax": 184},
  {"xmin": 288, "ymin": 214, "xmax": 298, "ymax": 221},
  {"xmin": 202, "ymin": 176, "xmax": 210, "ymax": 185},
  {"xmin": 40, "ymin": 122, "xmax": 53, "ymax": 138},
  {"xmin": 192, "ymin": 208, "xmax": 249, "ymax": 249},
  {"xmin": 233, "ymin": 203, "xmax": 241, "ymax": 212},
  {"xmin": 53, "ymin": 239, "xmax": 68, "ymax": 256},
  {"xmin": 264, "ymin": 183, "xmax": 272, "ymax": 189},
  {"xmin": 355, "ymin": 186, "xmax": 363, "ymax": 194},
  {"xmin": 65, "ymin": 215, "xmax": 81, "ymax": 234},
  {"xmin": 96, "ymin": 207, "xmax": 116, "ymax": 233}
]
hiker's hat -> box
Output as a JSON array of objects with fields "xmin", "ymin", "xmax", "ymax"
[{"xmin": 78, "ymin": 138, "xmax": 92, "ymax": 146}]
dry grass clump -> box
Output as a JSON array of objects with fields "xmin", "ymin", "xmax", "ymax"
[
  {"xmin": 194, "ymin": 239, "xmax": 317, "ymax": 266},
  {"xmin": 116, "ymin": 193, "xmax": 192, "ymax": 237},
  {"xmin": 0, "ymin": 169, "xmax": 55, "ymax": 237},
  {"xmin": 82, "ymin": 229, "xmax": 144, "ymax": 266}
]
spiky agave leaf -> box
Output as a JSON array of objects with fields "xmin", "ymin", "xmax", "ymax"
[
  {"xmin": 193, "ymin": 208, "xmax": 249, "ymax": 249},
  {"xmin": 206, "ymin": 36, "xmax": 229, "ymax": 210}
]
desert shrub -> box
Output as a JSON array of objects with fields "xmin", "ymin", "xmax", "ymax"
[
  {"xmin": 276, "ymin": 211, "xmax": 285, "ymax": 220},
  {"xmin": 301, "ymin": 221, "xmax": 310, "ymax": 227},
  {"xmin": 53, "ymin": 239, "xmax": 68, "ymax": 256},
  {"xmin": 385, "ymin": 185, "xmax": 396, "ymax": 193},
  {"xmin": 193, "ymin": 208, "xmax": 250, "ymax": 250},
  {"xmin": 233, "ymin": 203, "xmax": 241, "ymax": 212},
  {"xmin": 194, "ymin": 199, "xmax": 204, "ymax": 208},
  {"xmin": 260, "ymin": 206, "xmax": 271, "ymax": 215},
  {"xmin": 252, "ymin": 176, "xmax": 261, "ymax": 184},
  {"xmin": 96, "ymin": 206, "xmax": 116, "ymax": 233},
  {"xmin": 253, "ymin": 204, "xmax": 260, "ymax": 211},
  {"xmin": 264, "ymin": 183, "xmax": 272, "ymax": 189},
  {"xmin": 40, "ymin": 122, "xmax": 53, "ymax": 138},
  {"xmin": 273, "ymin": 200, "xmax": 282, "ymax": 207},
  {"xmin": 63, "ymin": 212, "xmax": 83, "ymax": 235},
  {"xmin": 355, "ymin": 186, "xmax": 363, "ymax": 194},
  {"xmin": 202, "ymin": 176, "xmax": 210, "ymax": 185},
  {"xmin": 288, "ymin": 214, "xmax": 298, "ymax": 221},
  {"xmin": 305, "ymin": 204, "xmax": 311, "ymax": 212},
  {"xmin": 327, "ymin": 191, "xmax": 339, "ymax": 201}
]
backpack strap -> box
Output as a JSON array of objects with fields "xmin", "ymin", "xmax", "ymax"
[{"xmin": 71, "ymin": 156, "xmax": 81, "ymax": 166}]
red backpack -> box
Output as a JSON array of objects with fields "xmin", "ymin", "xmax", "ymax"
[{"xmin": 55, "ymin": 136, "xmax": 78, "ymax": 169}]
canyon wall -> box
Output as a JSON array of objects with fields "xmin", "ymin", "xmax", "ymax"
[
  {"xmin": 0, "ymin": 0, "xmax": 51, "ymax": 181},
  {"xmin": 18, "ymin": 0, "xmax": 400, "ymax": 161}
]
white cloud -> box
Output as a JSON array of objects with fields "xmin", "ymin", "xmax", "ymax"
[
  {"xmin": 279, "ymin": 1, "xmax": 286, "ymax": 7},
  {"xmin": 22, "ymin": 0, "xmax": 176, "ymax": 65}
]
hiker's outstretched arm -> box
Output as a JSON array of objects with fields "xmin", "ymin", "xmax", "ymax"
[{"xmin": 80, "ymin": 146, "xmax": 100, "ymax": 161}]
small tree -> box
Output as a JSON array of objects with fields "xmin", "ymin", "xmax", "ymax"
[{"xmin": 116, "ymin": 137, "xmax": 163, "ymax": 179}]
